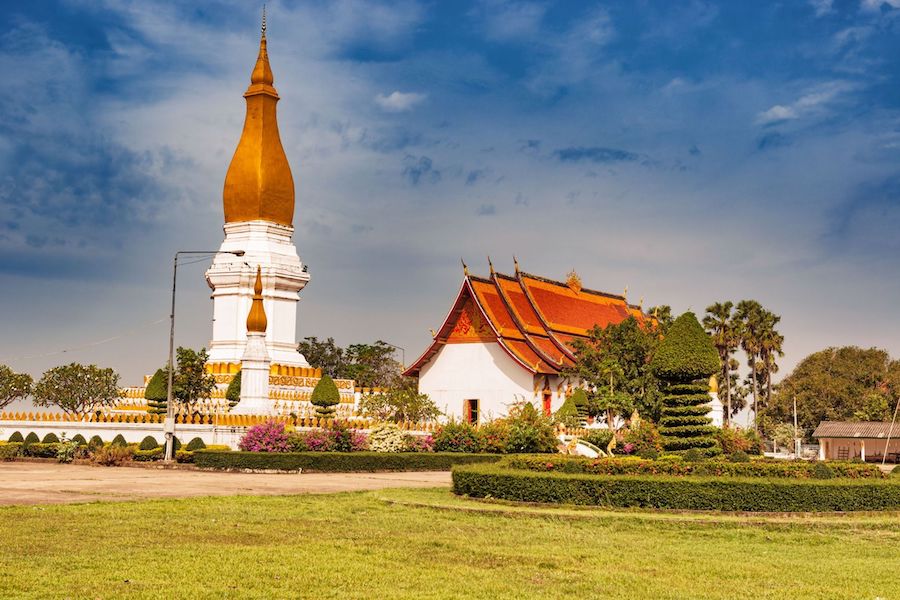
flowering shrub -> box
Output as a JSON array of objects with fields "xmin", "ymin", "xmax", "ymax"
[
  {"xmin": 367, "ymin": 424, "xmax": 409, "ymax": 453},
  {"xmin": 506, "ymin": 402, "xmax": 558, "ymax": 454},
  {"xmin": 479, "ymin": 419, "xmax": 510, "ymax": 453},
  {"xmin": 288, "ymin": 422, "xmax": 368, "ymax": 452},
  {"xmin": 622, "ymin": 421, "xmax": 663, "ymax": 457},
  {"xmin": 407, "ymin": 435, "xmax": 434, "ymax": 453},
  {"xmin": 239, "ymin": 421, "xmax": 291, "ymax": 452},
  {"xmin": 433, "ymin": 421, "xmax": 482, "ymax": 453}
]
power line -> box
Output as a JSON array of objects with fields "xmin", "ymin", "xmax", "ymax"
[{"xmin": 1, "ymin": 316, "xmax": 168, "ymax": 362}]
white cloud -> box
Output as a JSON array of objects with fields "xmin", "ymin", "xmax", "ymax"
[
  {"xmin": 470, "ymin": 0, "xmax": 547, "ymax": 41},
  {"xmin": 809, "ymin": 0, "xmax": 834, "ymax": 16},
  {"xmin": 861, "ymin": 0, "xmax": 900, "ymax": 11},
  {"xmin": 755, "ymin": 81, "xmax": 857, "ymax": 125},
  {"xmin": 374, "ymin": 91, "xmax": 427, "ymax": 112}
]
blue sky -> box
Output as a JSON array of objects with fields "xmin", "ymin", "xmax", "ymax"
[{"xmin": 1, "ymin": 0, "xmax": 899, "ymax": 401}]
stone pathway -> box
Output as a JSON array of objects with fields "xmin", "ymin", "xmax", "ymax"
[{"xmin": 0, "ymin": 462, "xmax": 451, "ymax": 506}]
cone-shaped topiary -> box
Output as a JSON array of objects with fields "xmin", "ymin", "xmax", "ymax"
[
  {"xmin": 554, "ymin": 395, "xmax": 580, "ymax": 427},
  {"xmin": 310, "ymin": 375, "xmax": 341, "ymax": 418},
  {"xmin": 225, "ymin": 371, "xmax": 241, "ymax": 410},
  {"xmin": 41, "ymin": 432, "xmax": 59, "ymax": 443},
  {"xmin": 71, "ymin": 434, "xmax": 87, "ymax": 446},
  {"xmin": 139, "ymin": 436, "xmax": 159, "ymax": 450},
  {"xmin": 88, "ymin": 435, "xmax": 103, "ymax": 448},
  {"xmin": 185, "ymin": 437, "xmax": 206, "ymax": 451},
  {"xmin": 571, "ymin": 388, "xmax": 590, "ymax": 421},
  {"xmin": 650, "ymin": 312, "xmax": 721, "ymax": 454},
  {"xmin": 111, "ymin": 434, "xmax": 128, "ymax": 447},
  {"xmin": 24, "ymin": 432, "xmax": 39, "ymax": 445},
  {"xmin": 145, "ymin": 368, "xmax": 168, "ymax": 415},
  {"xmin": 8, "ymin": 431, "xmax": 23, "ymax": 443}
]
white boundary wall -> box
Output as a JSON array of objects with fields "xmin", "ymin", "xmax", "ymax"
[{"xmin": 0, "ymin": 421, "xmax": 245, "ymax": 449}]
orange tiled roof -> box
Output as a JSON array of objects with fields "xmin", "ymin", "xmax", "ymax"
[{"xmin": 405, "ymin": 265, "xmax": 649, "ymax": 376}]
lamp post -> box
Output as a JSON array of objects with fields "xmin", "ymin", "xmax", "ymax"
[
  {"xmin": 381, "ymin": 341, "xmax": 405, "ymax": 369},
  {"xmin": 164, "ymin": 250, "xmax": 244, "ymax": 462}
]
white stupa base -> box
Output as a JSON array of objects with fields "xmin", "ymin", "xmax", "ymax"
[
  {"xmin": 233, "ymin": 333, "xmax": 274, "ymax": 415},
  {"xmin": 206, "ymin": 220, "xmax": 311, "ymax": 367},
  {"xmin": 707, "ymin": 392, "xmax": 724, "ymax": 428}
]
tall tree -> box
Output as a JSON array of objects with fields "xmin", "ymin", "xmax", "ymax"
[
  {"xmin": 702, "ymin": 302, "xmax": 739, "ymax": 425},
  {"xmin": 770, "ymin": 346, "xmax": 900, "ymax": 435},
  {"xmin": 734, "ymin": 300, "xmax": 765, "ymax": 431},
  {"xmin": 647, "ymin": 305, "xmax": 674, "ymax": 335},
  {"xmin": 757, "ymin": 310, "xmax": 784, "ymax": 413},
  {"xmin": 0, "ymin": 365, "xmax": 33, "ymax": 410},
  {"xmin": 345, "ymin": 341, "xmax": 403, "ymax": 389},
  {"xmin": 33, "ymin": 363, "xmax": 120, "ymax": 415},
  {"xmin": 173, "ymin": 347, "xmax": 216, "ymax": 412},
  {"xmin": 297, "ymin": 337, "xmax": 347, "ymax": 378}
]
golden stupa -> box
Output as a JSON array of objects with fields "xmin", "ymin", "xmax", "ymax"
[{"xmin": 223, "ymin": 13, "xmax": 295, "ymax": 227}]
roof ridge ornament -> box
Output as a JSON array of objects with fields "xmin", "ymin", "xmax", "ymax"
[
  {"xmin": 488, "ymin": 256, "xmax": 495, "ymax": 276},
  {"xmin": 566, "ymin": 269, "xmax": 582, "ymax": 293},
  {"xmin": 461, "ymin": 258, "xmax": 469, "ymax": 277},
  {"xmin": 513, "ymin": 255, "xmax": 520, "ymax": 274}
]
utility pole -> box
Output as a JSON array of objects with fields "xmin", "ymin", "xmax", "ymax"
[{"xmin": 793, "ymin": 396, "xmax": 800, "ymax": 457}]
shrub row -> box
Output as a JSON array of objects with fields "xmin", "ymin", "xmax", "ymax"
[
  {"xmin": 194, "ymin": 450, "xmax": 503, "ymax": 472},
  {"xmin": 451, "ymin": 464, "xmax": 900, "ymax": 511},
  {"xmin": 504, "ymin": 455, "xmax": 885, "ymax": 479}
]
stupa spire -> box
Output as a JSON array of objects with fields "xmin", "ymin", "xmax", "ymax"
[
  {"xmin": 246, "ymin": 266, "xmax": 268, "ymax": 333},
  {"xmin": 222, "ymin": 9, "xmax": 295, "ymax": 227}
]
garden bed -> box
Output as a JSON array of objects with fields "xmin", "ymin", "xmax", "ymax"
[
  {"xmin": 194, "ymin": 450, "xmax": 503, "ymax": 472},
  {"xmin": 451, "ymin": 463, "xmax": 900, "ymax": 511}
]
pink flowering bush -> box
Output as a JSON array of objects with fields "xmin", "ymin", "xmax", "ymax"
[
  {"xmin": 287, "ymin": 421, "xmax": 369, "ymax": 452},
  {"xmin": 239, "ymin": 421, "xmax": 291, "ymax": 452},
  {"xmin": 407, "ymin": 435, "xmax": 434, "ymax": 453}
]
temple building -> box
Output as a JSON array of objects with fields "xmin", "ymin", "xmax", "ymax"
[{"xmin": 404, "ymin": 260, "xmax": 652, "ymax": 423}]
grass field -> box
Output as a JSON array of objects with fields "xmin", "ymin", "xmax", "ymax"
[{"xmin": 2, "ymin": 488, "xmax": 899, "ymax": 599}]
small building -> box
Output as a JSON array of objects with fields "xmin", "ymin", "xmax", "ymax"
[
  {"xmin": 812, "ymin": 421, "xmax": 900, "ymax": 462},
  {"xmin": 404, "ymin": 262, "xmax": 650, "ymax": 423}
]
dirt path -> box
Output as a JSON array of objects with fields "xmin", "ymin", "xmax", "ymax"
[{"xmin": 0, "ymin": 462, "xmax": 451, "ymax": 506}]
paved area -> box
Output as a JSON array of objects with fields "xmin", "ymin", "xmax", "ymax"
[{"xmin": 0, "ymin": 462, "xmax": 451, "ymax": 506}]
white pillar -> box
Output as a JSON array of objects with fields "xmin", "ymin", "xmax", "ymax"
[
  {"xmin": 819, "ymin": 441, "xmax": 826, "ymax": 461},
  {"xmin": 861, "ymin": 439, "xmax": 866, "ymax": 462},
  {"xmin": 232, "ymin": 332, "xmax": 272, "ymax": 415},
  {"xmin": 706, "ymin": 391, "xmax": 724, "ymax": 428}
]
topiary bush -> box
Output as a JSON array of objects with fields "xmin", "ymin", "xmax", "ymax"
[
  {"xmin": 813, "ymin": 461, "xmax": 835, "ymax": 480},
  {"xmin": 310, "ymin": 375, "xmax": 340, "ymax": 418},
  {"xmin": 88, "ymin": 435, "xmax": 104, "ymax": 449},
  {"xmin": 892, "ymin": 465, "xmax": 900, "ymax": 478},
  {"xmin": 225, "ymin": 371, "xmax": 241, "ymax": 410},
  {"xmin": 41, "ymin": 432, "xmax": 60, "ymax": 444},
  {"xmin": 185, "ymin": 437, "xmax": 207, "ymax": 452},
  {"xmin": 139, "ymin": 436, "xmax": 159, "ymax": 450},
  {"xmin": 111, "ymin": 434, "xmax": 128, "ymax": 447},
  {"xmin": 195, "ymin": 450, "xmax": 501, "ymax": 472},
  {"xmin": 145, "ymin": 368, "xmax": 168, "ymax": 415},
  {"xmin": 728, "ymin": 450, "xmax": 750, "ymax": 463},
  {"xmin": 24, "ymin": 432, "xmax": 40, "ymax": 445},
  {"xmin": 8, "ymin": 431, "xmax": 24, "ymax": 443},
  {"xmin": 554, "ymin": 394, "xmax": 581, "ymax": 427},
  {"xmin": 71, "ymin": 434, "xmax": 87, "ymax": 446},
  {"xmin": 650, "ymin": 312, "xmax": 720, "ymax": 453}
]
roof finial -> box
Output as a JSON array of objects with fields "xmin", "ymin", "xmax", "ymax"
[
  {"xmin": 488, "ymin": 256, "xmax": 495, "ymax": 276},
  {"xmin": 623, "ymin": 285, "xmax": 628, "ymax": 301},
  {"xmin": 246, "ymin": 266, "xmax": 268, "ymax": 333},
  {"xmin": 461, "ymin": 258, "xmax": 469, "ymax": 277},
  {"xmin": 513, "ymin": 255, "xmax": 520, "ymax": 274},
  {"xmin": 261, "ymin": 4, "xmax": 267, "ymax": 39},
  {"xmin": 639, "ymin": 296, "xmax": 644, "ymax": 309}
]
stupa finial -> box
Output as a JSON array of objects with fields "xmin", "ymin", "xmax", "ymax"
[{"xmin": 246, "ymin": 266, "xmax": 268, "ymax": 333}]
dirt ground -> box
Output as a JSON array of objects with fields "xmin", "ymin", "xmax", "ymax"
[{"xmin": 0, "ymin": 462, "xmax": 451, "ymax": 506}]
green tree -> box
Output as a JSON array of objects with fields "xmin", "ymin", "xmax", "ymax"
[
  {"xmin": 0, "ymin": 365, "xmax": 33, "ymax": 410},
  {"xmin": 310, "ymin": 374, "xmax": 341, "ymax": 418},
  {"xmin": 757, "ymin": 310, "xmax": 784, "ymax": 416},
  {"xmin": 734, "ymin": 300, "xmax": 764, "ymax": 431},
  {"xmin": 769, "ymin": 346, "xmax": 900, "ymax": 436},
  {"xmin": 567, "ymin": 316, "xmax": 661, "ymax": 425},
  {"xmin": 297, "ymin": 337, "xmax": 347, "ymax": 378},
  {"xmin": 647, "ymin": 305, "xmax": 674, "ymax": 335},
  {"xmin": 650, "ymin": 312, "xmax": 720, "ymax": 453},
  {"xmin": 33, "ymin": 363, "xmax": 120, "ymax": 415},
  {"xmin": 345, "ymin": 341, "xmax": 403, "ymax": 388},
  {"xmin": 225, "ymin": 371, "xmax": 242, "ymax": 410},
  {"xmin": 358, "ymin": 379, "xmax": 441, "ymax": 423},
  {"xmin": 702, "ymin": 302, "xmax": 740, "ymax": 425},
  {"xmin": 173, "ymin": 347, "xmax": 216, "ymax": 412},
  {"xmin": 144, "ymin": 368, "xmax": 168, "ymax": 415}
]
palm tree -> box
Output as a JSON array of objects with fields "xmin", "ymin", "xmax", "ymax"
[
  {"xmin": 757, "ymin": 310, "xmax": 784, "ymax": 417},
  {"xmin": 703, "ymin": 302, "xmax": 739, "ymax": 425},
  {"xmin": 735, "ymin": 300, "xmax": 764, "ymax": 432}
]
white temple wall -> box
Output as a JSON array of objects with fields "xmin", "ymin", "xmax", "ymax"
[
  {"xmin": 0, "ymin": 421, "xmax": 246, "ymax": 449},
  {"xmin": 418, "ymin": 342, "xmax": 534, "ymax": 423}
]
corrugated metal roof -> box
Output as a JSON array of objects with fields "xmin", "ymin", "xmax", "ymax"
[{"xmin": 812, "ymin": 421, "xmax": 900, "ymax": 439}]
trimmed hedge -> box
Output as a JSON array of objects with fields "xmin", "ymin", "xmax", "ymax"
[
  {"xmin": 503, "ymin": 455, "xmax": 885, "ymax": 479},
  {"xmin": 0, "ymin": 442, "xmax": 22, "ymax": 460},
  {"xmin": 194, "ymin": 450, "xmax": 503, "ymax": 472},
  {"xmin": 22, "ymin": 443, "xmax": 60, "ymax": 458},
  {"xmin": 41, "ymin": 433, "xmax": 60, "ymax": 444},
  {"xmin": 8, "ymin": 431, "xmax": 24, "ymax": 443},
  {"xmin": 185, "ymin": 437, "xmax": 206, "ymax": 452},
  {"xmin": 24, "ymin": 432, "xmax": 40, "ymax": 445},
  {"xmin": 139, "ymin": 436, "xmax": 159, "ymax": 450},
  {"xmin": 71, "ymin": 434, "xmax": 87, "ymax": 446},
  {"xmin": 451, "ymin": 464, "xmax": 900, "ymax": 511},
  {"xmin": 111, "ymin": 434, "xmax": 128, "ymax": 447}
]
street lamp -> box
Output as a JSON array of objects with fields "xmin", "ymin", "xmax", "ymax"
[{"xmin": 164, "ymin": 250, "xmax": 245, "ymax": 462}]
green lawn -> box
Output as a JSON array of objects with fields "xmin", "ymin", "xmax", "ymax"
[{"xmin": 2, "ymin": 488, "xmax": 899, "ymax": 599}]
